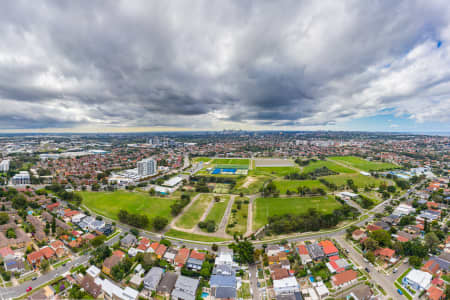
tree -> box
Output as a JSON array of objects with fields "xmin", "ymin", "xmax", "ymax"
[
  {"xmin": 0, "ymin": 213, "xmax": 9, "ymax": 225},
  {"xmin": 370, "ymin": 230, "xmax": 391, "ymax": 247},
  {"xmin": 211, "ymin": 244, "xmax": 218, "ymax": 252},
  {"xmin": 152, "ymin": 216, "xmax": 168, "ymax": 231},
  {"xmin": 409, "ymin": 256, "xmax": 422, "ymax": 268},
  {"xmin": 91, "ymin": 235, "xmax": 106, "ymax": 247},
  {"xmin": 229, "ymin": 240, "xmax": 254, "ymax": 264},
  {"xmin": 424, "ymin": 232, "xmax": 439, "ymax": 252},
  {"xmin": 40, "ymin": 259, "xmax": 50, "ymax": 273},
  {"xmin": 365, "ymin": 251, "xmax": 376, "ymax": 263}
]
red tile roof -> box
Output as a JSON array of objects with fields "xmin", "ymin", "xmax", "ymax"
[
  {"xmin": 296, "ymin": 245, "xmax": 308, "ymax": 255},
  {"xmin": 155, "ymin": 244, "xmax": 167, "ymax": 256},
  {"xmin": 374, "ymin": 248, "xmax": 395, "ymax": 258},
  {"xmin": 50, "ymin": 240, "xmax": 64, "ymax": 249},
  {"xmin": 332, "ymin": 270, "xmax": 358, "ymax": 286},
  {"xmin": 0, "ymin": 247, "xmax": 14, "ymax": 258},
  {"xmin": 427, "ymin": 286, "xmax": 444, "ymax": 300},
  {"xmin": 113, "ymin": 250, "xmax": 125, "ymax": 258},
  {"xmin": 189, "ymin": 250, "xmax": 205, "ymax": 261},
  {"xmin": 40, "ymin": 247, "xmax": 55, "ymax": 259},
  {"xmin": 174, "ymin": 248, "xmax": 190, "ymax": 266},
  {"xmin": 319, "ymin": 240, "xmax": 338, "ymax": 255}
]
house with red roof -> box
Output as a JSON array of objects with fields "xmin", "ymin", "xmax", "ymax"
[
  {"xmin": 319, "ymin": 240, "xmax": 339, "ymax": 257},
  {"xmin": 149, "ymin": 242, "xmax": 159, "ymax": 253},
  {"xmin": 352, "ymin": 229, "xmax": 366, "ymax": 241},
  {"xmin": 174, "ymin": 248, "xmax": 190, "ymax": 267},
  {"xmin": 374, "ymin": 248, "xmax": 395, "ymax": 262},
  {"xmin": 27, "ymin": 251, "xmax": 44, "ymax": 266},
  {"xmin": 367, "ymin": 224, "xmax": 382, "ymax": 232},
  {"xmin": 0, "ymin": 247, "xmax": 14, "ymax": 259},
  {"xmin": 155, "ymin": 244, "xmax": 167, "ymax": 258},
  {"xmin": 331, "ymin": 270, "xmax": 358, "ymax": 287},
  {"xmin": 40, "ymin": 247, "xmax": 55, "ymax": 260},
  {"xmin": 427, "ymin": 285, "xmax": 444, "ymax": 300}
]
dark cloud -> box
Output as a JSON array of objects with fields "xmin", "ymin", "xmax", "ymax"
[{"xmin": 0, "ymin": 0, "xmax": 448, "ymax": 130}]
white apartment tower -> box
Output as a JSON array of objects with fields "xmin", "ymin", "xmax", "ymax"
[
  {"xmin": 137, "ymin": 158, "xmax": 157, "ymax": 177},
  {"xmin": 0, "ymin": 160, "xmax": 10, "ymax": 172}
]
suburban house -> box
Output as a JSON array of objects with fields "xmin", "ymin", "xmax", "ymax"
[
  {"xmin": 306, "ymin": 243, "xmax": 324, "ymax": 261},
  {"xmin": 319, "ymin": 240, "xmax": 339, "ymax": 257},
  {"xmin": 296, "ymin": 244, "xmax": 312, "ymax": 264},
  {"xmin": 402, "ymin": 269, "xmax": 432, "ymax": 291},
  {"xmin": 171, "ymin": 275, "xmax": 199, "ymax": 300},
  {"xmin": 143, "ymin": 267, "xmax": 164, "ymax": 291},
  {"xmin": 102, "ymin": 255, "xmax": 122, "ymax": 275},
  {"xmin": 331, "ymin": 270, "xmax": 358, "ymax": 288},
  {"xmin": 352, "ymin": 229, "xmax": 366, "ymax": 241},
  {"xmin": 174, "ymin": 248, "xmax": 190, "ymax": 267},
  {"xmin": 273, "ymin": 276, "xmax": 300, "ymax": 296},
  {"xmin": 156, "ymin": 272, "xmax": 178, "ymax": 297},
  {"xmin": 186, "ymin": 250, "xmax": 205, "ymax": 271},
  {"xmin": 121, "ymin": 234, "xmax": 137, "ymax": 249}
]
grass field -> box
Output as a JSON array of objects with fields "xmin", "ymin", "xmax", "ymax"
[
  {"xmin": 302, "ymin": 160, "xmax": 356, "ymax": 174},
  {"xmin": 213, "ymin": 183, "xmax": 231, "ymax": 193},
  {"xmin": 164, "ymin": 229, "xmax": 229, "ymax": 242},
  {"xmin": 205, "ymin": 195, "xmax": 230, "ymax": 225},
  {"xmin": 321, "ymin": 174, "xmax": 387, "ymax": 188},
  {"xmin": 80, "ymin": 191, "xmax": 175, "ymax": 229},
  {"xmin": 234, "ymin": 175, "xmax": 271, "ymax": 195},
  {"xmin": 252, "ymin": 166, "xmax": 300, "ymax": 177},
  {"xmin": 329, "ymin": 156, "xmax": 398, "ymax": 171},
  {"xmin": 227, "ymin": 197, "xmax": 249, "ymax": 235},
  {"xmin": 192, "ymin": 157, "xmax": 212, "ymax": 163},
  {"xmin": 253, "ymin": 196, "xmax": 341, "ymax": 230},
  {"xmin": 211, "ymin": 158, "xmax": 249, "ymax": 165},
  {"xmin": 176, "ymin": 194, "xmax": 213, "ymax": 229},
  {"xmin": 273, "ymin": 180, "xmax": 328, "ymax": 194}
]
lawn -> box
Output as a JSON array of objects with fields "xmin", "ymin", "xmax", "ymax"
[
  {"xmin": 211, "ymin": 158, "xmax": 249, "ymax": 166},
  {"xmin": 227, "ymin": 197, "xmax": 249, "ymax": 235},
  {"xmin": 328, "ymin": 156, "xmax": 398, "ymax": 171},
  {"xmin": 253, "ymin": 196, "xmax": 341, "ymax": 230},
  {"xmin": 205, "ymin": 195, "xmax": 230, "ymax": 225},
  {"xmin": 234, "ymin": 175, "xmax": 271, "ymax": 195},
  {"xmin": 302, "ymin": 160, "xmax": 356, "ymax": 174},
  {"xmin": 213, "ymin": 183, "xmax": 231, "ymax": 193},
  {"xmin": 80, "ymin": 191, "xmax": 175, "ymax": 229},
  {"xmin": 164, "ymin": 229, "xmax": 229, "ymax": 242},
  {"xmin": 321, "ymin": 174, "xmax": 388, "ymax": 189},
  {"xmin": 252, "ymin": 166, "xmax": 301, "ymax": 177},
  {"xmin": 176, "ymin": 194, "xmax": 213, "ymax": 229},
  {"xmin": 192, "ymin": 157, "xmax": 212, "ymax": 163},
  {"xmin": 273, "ymin": 180, "xmax": 328, "ymax": 194}
]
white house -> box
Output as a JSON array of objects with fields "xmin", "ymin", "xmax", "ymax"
[
  {"xmin": 402, "ymin": 269, "xmax": 432, "ymax": 291},
  {"xmin": 273, "ymin": 277, "xmax": 300, "ymax": 296},
  {"xmin": 393, "ymin": 204, "xmax": 415, "ymax": 216}
]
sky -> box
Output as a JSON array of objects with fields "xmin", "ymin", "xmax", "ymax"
[{"xmin": 0, "ymin": 0, "xmax": 449, "ymax": 133}]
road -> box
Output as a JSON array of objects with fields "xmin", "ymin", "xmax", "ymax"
[
  {"xmin": 0, "ymin": 231, "xmax": 122, "ymax": 300},
  {"xmin": 248, "ymin": 264, "xmax": 260, "ymax": 300},
  {"xmin": 335, "ymin": 235, "xmax": 407, "ymax": 300}
]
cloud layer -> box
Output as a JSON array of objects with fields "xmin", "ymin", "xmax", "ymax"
[{"xmin": 0, "ymin": 0, "xmax": 449, "ymax": 130}]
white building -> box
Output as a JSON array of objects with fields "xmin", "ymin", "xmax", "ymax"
[
  {"xmin": 273, "ymin": 277, "xmax": 300, "ymax": 296},
  {"xmin": 393, "ymin": 204, "xmax": 415, "ymax": 216},
  {"xmin": 137, "ymin": 158, "xmax": 157, "ymax": 177},
  {"xmin": 402, "ymin": 269, "xmax": 432, "ymax": 291},
  {"xmin": 0, "ymin": 160, "xmax": 10, "ymax": 172},
  {"xmin": 11, "ymin": 171, "xmax": 30, "ymax": 185}
]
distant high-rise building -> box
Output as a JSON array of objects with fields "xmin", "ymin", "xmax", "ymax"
[
  {"xmin": 0, "ymin": 160, "xmax": 10, "ymax": 172},
  {"xmin": 137, "ymin": 158, "xmax": 157, "ymax": 176}
]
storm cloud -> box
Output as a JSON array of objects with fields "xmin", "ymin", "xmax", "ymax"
[{"xmin": 0, "ymin": 0, "xmax": 449, "ymax": 130}]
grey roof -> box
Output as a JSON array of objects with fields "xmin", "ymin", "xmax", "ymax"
[
  {"xmin": 157, "ymin": 272, "xmax": 178, "ymax": 294},
  {"xmin": 122, "ymin": 233, "xmax": 137, "ymax": 245},
  {"xmin": 172, "ymin": 275, "xmax": 199, "ymax": 297},
  {"xmin": 187, "ymin": 257, "xmax": 203, "ymax": 266},
  {"xmin": 212, "ymin": 264, "xmax": 234, "ymax": 276},
  {"xmin": 172, "ymin": 289, "xmax": 195, "ymax": 300},
  {"xmin": 276, "ymin": 292, "xmax": 304, "ymax": 300},
  {"xmin": 210, "ymin": 274, "xmax": 236, "ymax": 287},
  {"xmin": 143, "ymin": 267, "xmax": 164, "ymax": 290},
  {"xmin": 214, "ymin": 286, "xmax": 237, "ymax": 299},
  {"xmin": 306, "ymin": 243, "xmax": 324, "ymax": 259},
  {"xmin": 431, "ymin": 254, "xmax": 450, "ymax": 272}
]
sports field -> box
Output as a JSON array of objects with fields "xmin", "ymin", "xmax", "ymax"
[
  {"xmin": 227, "ymin": 197, "xmax": 249, "ymax": 235},
  {"xmin": 253, "ymin": 166, "xmax": 300, "ymax": 177},
  {"xmin": 234, "ymin": 175, "xmax": 271, "ymax": 195},
  {"xmin": 329, "ymin": 156, "xmax": 398, "ymax": 171},
  {"xmin": 321, "ymin": 174, "xmax": 387, "ymax": 188},
  {"xmin": 253, "ymin": 195, "xmax": 341, "ymax": 230},
  {"xmin": 213, "ymin": 183, "xmax": 231, "ymax": 193},
  {"xmin": 176, "ymin": 194, "xmax": 212, "ymax": 229},
  {"xmin": 164, "ymin": 229, "xmax": 228, "ymax": 242},
  {"xmin": 205, "ymin": 195, "xmax": 230, "ymax": 225},
  {"xmin": 302, "ymin": 160, "xmax": 356, "ymax": 174},
  {"xmin": 211, "ymin": 158, "xmax": 249, "ymax": 166},
  {"xmin": 273, "ymin": 180, "xmax": 328, "ymax": 194},
  {"xmin": 80, "ymin": 191, "xmax": 175, "ymax": 228},
  {"xmin": 193, "ymin": 157, "xmax": 212, "ymax": 163}
]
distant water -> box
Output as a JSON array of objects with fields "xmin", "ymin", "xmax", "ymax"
[{"xmin": 412, "ymin": 132, "xmax": 450, "ymax": 136}]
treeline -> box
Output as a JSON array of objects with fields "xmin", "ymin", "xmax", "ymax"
[
  {"xmin": 266, "ymin": 206, "xmax": 359, "ymax": 235},
  {"xmin": 45, "ymin": 184, "xmax": 82, "ymax": 205},
  {"xmin": 191, "ymin": 176, "xmax": 236, "ymax": 192},
  {"xmin": 284, "ymin": 166, "xmax": 336, "ymax": 180},
  {"xmin": 118, "ymin": 209, "xmax": 149, "ymax": 229},
  {"xmin": 170, "ymin": 194, "xmax": 191, "ymax": 216}
]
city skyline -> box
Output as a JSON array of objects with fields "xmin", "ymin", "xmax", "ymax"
[{"xmin": 0, "ymin": 1, "xmax": 449, "ymax": 132}]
